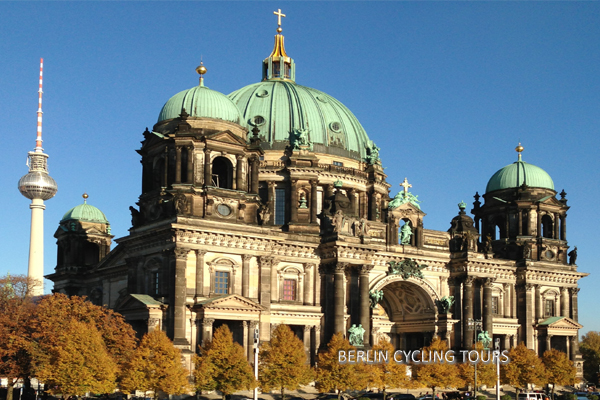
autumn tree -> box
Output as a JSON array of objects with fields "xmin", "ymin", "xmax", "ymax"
[
  {"xmin": 366, "ymin": 340, "xmax": 416, "ymax": 400},
  {"xmin": 36, "ymin": 319, "xmax": 117, "ymax": 397},
  {"xmin": 32, "ymin": 293, "xmax": 137, "ymax": 381},
  {"xmin": 316, "ymin": 332, "xmax": 366, "ymax": 399},
  {"xmin": 458, "ymin": 342, "xmax": 498, "ymax": 390},
  {"xmin": 580, "ymin": 331, "xmax": 600, "ymax": 384},
  {"xmin": 542, "ymin": 349, "xmax": 576, "ymax": 399},
  {"xmin": 193, "ymin": 325, "xmax": 256, "ymax": 400},
  {"xmin": 501, "ymin": 343, "xmax": 546, "ymax": 392},
  {"xmin": 0, "ymin": 274, "xmax": 40, "ymax": 400},
  {"xmin": 412, "ymin": 337, "xmax": 463, "ymax": 400},
  {"xmin": 120, "ymin": 329, "xmax": 189, "ymax": 398},
  {"xmin": 259, "ymin": 324, "xmax": 313, "ymax": 400}
]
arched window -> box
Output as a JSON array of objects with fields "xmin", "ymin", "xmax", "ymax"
[
  {"xmin": 153, "ymin": 158, "xmax": 165, "ymax": 190},
  {"xmin": 212, "ymin": 156, "xmax": 233, "ymax": 189},
  {"xmin": 83, "ymin": 241, "xmax": 100, "ymax": 266},
  {"xmin": 541, "ymin": 214, "xmax": 553, "ymax": 238}
]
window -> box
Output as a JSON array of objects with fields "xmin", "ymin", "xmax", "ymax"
[
  {"xmin": 492, "ymin": 297, "xmax": 499, "ymax": 315},
  {"xmin": 283, "ymin": 279, "xmax": 297, "ymax": 301},
  {"xmin": 211, "ymin": 156, "xmax": 233, "ymax": 189},
  {"xmin": 545, "ymin": 299, "xmax": 555, "ymax": 317},
  {"xmin": 153, "ymin": 271, "xmax": 160, "ymax": 295},
  {"xmin": 333, "ymin": 161, "xmax": 343, "ymax": 167},
  {"xmin": 275, "ymin": 188, "xmax": 286, "ymax": 225},
  {"xmin": 214, "ymin": 271, "xmax": 230, "ymax": 295}
]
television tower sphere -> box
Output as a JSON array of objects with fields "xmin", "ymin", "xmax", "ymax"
[{"xmin": 19, "ymin": 168, "xmax": 58, "ymax": 200}]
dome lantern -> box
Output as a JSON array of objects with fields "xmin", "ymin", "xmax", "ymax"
[{"xmin": 263, "ymin": 9, "xmax": 295, "ymax": 82}]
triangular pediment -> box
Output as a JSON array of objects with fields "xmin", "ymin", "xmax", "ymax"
[
  {"xmin": 198, "ymin": 294, "xmax": 266, "ymax": 312},
  {"xmin": 538, "ymin": 316, "xmax": 583, "ymax": 330},
  {"xmin": 116, "ymin": 293, "xmax": 164, "ymax": 313},
  {"xmin": 389, "ymin": 201, "xmax": 426, "ymax": 217},
  {"xmin": 206, "ymin": 130, "xmax": 246, "ymax": 145}
]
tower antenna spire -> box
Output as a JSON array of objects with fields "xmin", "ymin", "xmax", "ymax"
[{"xmin": 36, "ymin": 58, "xmax": 44, "ymax": 152}]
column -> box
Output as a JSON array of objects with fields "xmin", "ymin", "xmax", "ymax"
[
  {"xmin": 248, "ymin": 321, "xmax": 258, "ymax": 360},
  {"xmin": 503, "ymin": 335, "xmax": 510, "ymax": 350},
  {"xmin": 503, "ymin": 284, "xmax": 511, "ymax": 317},
  {"xmin": 258, "ymin": 256, "xmax": 274, "ymax": 307},
  {"xmin": 175, "ymin": 146, "xmax": 182, "ymax": 184},
  {"xmin": 203, "ymin": 148, "xmax": 211, "ymax": 185},
  {"xmin": 242, "ymin": 321, "xmax": 249, "ymax": 359},
  {"xmin": 511, "ymin": 283, "xmax": 517, "ymax": 318},
  {"xmin": 498, "ymin": 289, "xmax": 505, "ymax": 318},
  {"xmin": 463, "ymin": 277, "xmax": 475, "ymax": 348},
  {"xmin": 334, "ymin": 263, "xmax": 347, "ymax": 335},
  {"xmin": 303, "ymin": 264, "xmax": 313, "ymax": 305},
  {"xmin": 554, "ymin": 213, "xmax": 560, "ymax": 239},
  {"xmin": 570, "ymin": 287, "xmax": 580, "ymax": 322},
  {"xmin": 195, "ymin": 250, "xmax": 206, "ymax": 299},
  {"xmin": 537, "ymin": 207, "xmax": 542, "ymax": 238},
  {"xmin": 186, "ymin": 146, "xmax": 194, "ymax": 183},
  {"xmin": 518, "ymin": 284, "xmax": 534, "ymax": 349},
  {"xmin": 518, "ymin": 209, "xmax": 523, "ymax": 236},
  {"xmin": 570, "ymin": 336, "xmax": 578, "ymax": 361},
  {"xmin": 314, "ymin": 263, "xmax": 321, "ymax": 306},
  {"xmin": 250, "ymin": 157, "xmax": 259, "ymax": 195},
  {"xmin": 235, "ymin": 155, "xmax": 244, "ymax": 190},
  {"xmin": 310, "ymin": 180, "xmax": 318, "ymax": 224},
  {"xmin": 360, "ymin": 192, "xmax": 368, "ymax": 219},
  {"xmin": 268, "ymin": 182, "xmax": 276, "ymax": 224},
  {"xmin": 298, "ymin": 273, "xmax": 304, "ymax": 304},
  {"xmin": 290, "ymin": 179, "xmax": 299, "ymax": 223},
  {"xmin": 535, "ymin": 285, "xmax": 542, "ymax": 320},
  {"xmin": 173, "ymin": 248, "xmax": 189, "ymax": 345},
  {"xmin": 163, "ymin": 147, "xmax": 169, "ymax": 187},
  {"xmin": 347, "ymin": 189, "xmax": 356, "ymax": 215},
  {"xmin": 561, "ymin": 214, "xmax": 567, "ymax": 241},
  {"xmin": 359, "ymin": 265, "xmax": 373, "ymax": 346},
  {"xmin": 313, "ymin": 325, "xmax": 321, "ymax": 360},
  {"xmin": 546, "ymin": 334, "xmax": 552, "ymax": 352},
  {"xmin": 202, "ymin": 318, "xmax": 214, "ymax": 347},
  {"xmin": 304, "ymin": 326, "xmax": 312, "ymax": 361},
  {"xmin": 561, "ymin": 288, "xmax": 569, "ymax": 317},
  {"xmin": 271, "ymin": 258, "xmax": 279, "ymax": 302},
  {"xmin": 242, "ymin": 254, "xmax": 252, "ymax": 298},
  {"xmin": 482, "ymin": 278, "xmax": 494, "ymax": 335}
]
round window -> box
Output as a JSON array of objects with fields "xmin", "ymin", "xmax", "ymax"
[
  {"xmin": 256, "ymin": 90, "xmax": 269, "ymax": 98},
  {"xmin": 217, "ymin": 204, "xmax": 232, "ymax": 217},
  {"xmin": 316, "ymin": 95, "xmax": 328, "ymax": 103},
  {"xmin": 330, "ymin": 122, "xmax": 341, "ymax": 132},
  {"xmin": 251, "ymin": 115, "xmax": 266, "ymax": 126}
]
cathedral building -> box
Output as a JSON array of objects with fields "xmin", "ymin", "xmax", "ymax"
[{"xmin": 46, "ymin": 12, "xmax": 586, "ymax": 375}]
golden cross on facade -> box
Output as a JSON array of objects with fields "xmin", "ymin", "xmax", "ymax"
[
  {"xmin": 273, "ymin": 9, "xmax": 286, "ymax": 30},
  {"xmin": 400, "ymin": 177, "xmax": 412, "ymax": 194}
]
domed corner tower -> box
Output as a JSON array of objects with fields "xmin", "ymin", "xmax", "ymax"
[
  {"xmin": 227, "ymin": 19, "xmax": 390, "ymax": 237},
  {"xmin": 49, "ymin": 194, "xmax": 113, "ymax": 299},
  {"xmin": 132, "ymin": 62, "xmax": 264, "ymax": 231},
  {"xmin": 472, "ymin": 145, "xmax": 570, "ymax": 264}
]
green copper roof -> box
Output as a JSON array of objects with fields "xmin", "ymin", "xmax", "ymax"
[
  {"xmin": 61, "ymin": 202, "xmax": 109, "ymax": 224},
  {"xmin": 158, "ymin": 85, "xmax": 243, "ymax": 124},
  {"xmin": 538, "ymin": 316, "xmax": 564, "ymax": 326},
  {"xmin": 486, "ymin": 160, "xmax": 555, "ymax": 193},
  {"xmin": 228, "ymin": 81, "xmax": 371, "ymax": 160}
]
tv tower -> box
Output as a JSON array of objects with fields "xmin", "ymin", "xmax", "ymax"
[{"xmin": 18, "ymin": 58, "xmax": 58, "ymax": 296}]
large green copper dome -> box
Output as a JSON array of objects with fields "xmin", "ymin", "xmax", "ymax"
[
  {"xmin": 486, "ymin": 160, "xmax": 555, "ymax": 193},
  {"xmin": 61, "ymin": 200, "xmax": 109, "ymax": 224},
  {"xmin": 157, "ymin": 85, "xmax": 243, "ymax": 124},
  {"xmin": 228, "ymin": 81, "xmax": 370, "ymax": 160}
]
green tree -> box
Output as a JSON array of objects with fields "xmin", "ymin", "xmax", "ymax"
[
  {"xmin": 580, "ymin": 332, "xmax": 600, "ymax": 384},
  {"xmin": 259, "ymin": 324, "xmax": 313, "ymax": 400},
  {"xmin": 193, "ymin": 325, "xmax": 256, "ymax": 400},
  {"xmin": 316, "ymin": 332, "xmax": 366, "ymax": 399},
  {"xmin": 120, "ymin": 329, "xmax": 189, "ymax": 398},
  {"xmin": 501, "ymin": 343, "xmax": 546, "ymax": 392},
  {"xmin": 412, "ymin": 337, "xmax": 463, "ymax": 400},
  {"xmin": 542, "ymin": 349, "xmax": 576, "ymax": 399},
  {"xmin": 0, "ymin": 275, "xmax": 40, "ymax": 400},
  {"xmin": 458, "ymin": 342, "xmax": 498, "ymax": 390},
  {"xmin": 36, "ymin": 319, "xmax": 117, "ymax": 397},
  {"xmin": 366, "ymin": 340, "xmax": 416, "ymax": 400},
  {"xmin": 33, "ymin": 293, "xmax": 137, "ymax": 382}
]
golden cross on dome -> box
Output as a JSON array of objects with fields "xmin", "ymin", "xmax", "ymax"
[
  {"xmin": 400, "ymin": 178, "xmax": 412, "ymax": 194},
  {"xmin": 273, "ymin": 9, "xmax": 286, "ymax": 32}
]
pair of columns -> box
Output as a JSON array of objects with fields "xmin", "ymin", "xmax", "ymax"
[
  {"xmin": 331, "ymin": 263, "xmax": 373, "ymax": 345},
  {"xmin": 462, "ymin": 276, "xmax": 495, "ymax": 348}
]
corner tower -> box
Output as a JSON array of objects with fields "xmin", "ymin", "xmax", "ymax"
[{"xmin": 18, "ymin": 59, "xmax": 58, "ymax": 296}]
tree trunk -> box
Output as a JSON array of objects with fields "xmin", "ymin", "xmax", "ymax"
[
  {"xmin": 432, "ymin": 387, "xmax": 436, "ymax": 400},
  {"xmin": 221, "ymin": 394, "xmax": 226, "ymax": 400},
  {"xmin": 281, "ymin": 386, "xmax": 286, "ymax": 400},
  {"xmin": 337, "ymin": 390, "xmax": 342, "ymax": 400},
  {"xmin": 551, "ymin": 385, "xmax": 555, "ymax": 400},
  {"xmin": 7, "ymin": 382, "xmax": 14, "ymax": 400}
]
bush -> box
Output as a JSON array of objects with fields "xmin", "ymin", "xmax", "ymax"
[
  {"xmin": 588, "ymin": 396, "xmax": 598, "ymax": 400},
  {"xmin": 501, "ymin": 395, "xmax": 512, "ymax": 400},
  {"xmin": 565, "ymin": 395, "xmax": 577, "ymax": 400},
  {"xmin": 477, "ymin": 396, "xmax": 487, "ymax": 400}
]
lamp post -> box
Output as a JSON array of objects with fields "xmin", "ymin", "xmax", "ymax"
[{"xmin": 468, "ymin": 318, "xmax": 483, "ymax": 399}]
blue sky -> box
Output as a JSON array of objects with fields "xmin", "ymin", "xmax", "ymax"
[{"xmin": 1, "ymin": 2, "xmax": 598, "ymax": 334}]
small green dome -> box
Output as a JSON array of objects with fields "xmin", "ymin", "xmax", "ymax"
[
  {"xmin": 486, "ymin": 160, "xmax": 555, "ymax": 193},
  {"xmin": 61, "ymin": 202, "xmax": 109, "ymax": 224},
  {"xmin": 157, "ymin": 85, "xmax": 243, "ymax": 124},
  {"xmin": 228, "ymin": 81, "xmax": 371, "ymax": 160}
]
